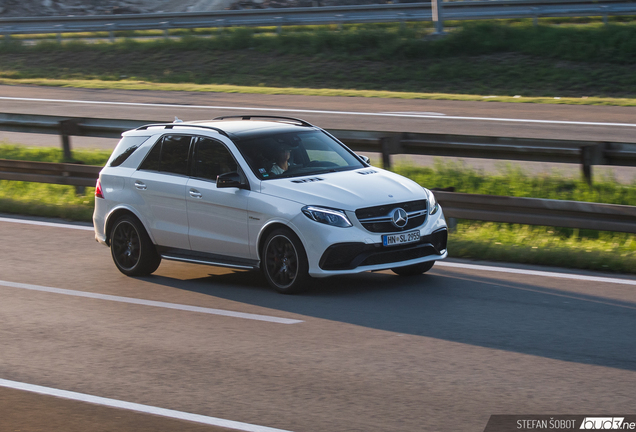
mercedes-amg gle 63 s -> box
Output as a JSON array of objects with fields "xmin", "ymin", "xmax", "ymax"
[{"xmin": 94, "ymin": 116, "xmax": 448, "ymax": 293}]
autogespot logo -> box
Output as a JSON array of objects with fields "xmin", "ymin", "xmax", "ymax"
[{"xmin": 580, "ymin": 418, "xmax": 635, "ymax": 430}]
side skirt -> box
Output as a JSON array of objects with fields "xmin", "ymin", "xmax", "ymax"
[{"xmin": 156, "ymin": 246, "xmax": 260, "ymax": 271}]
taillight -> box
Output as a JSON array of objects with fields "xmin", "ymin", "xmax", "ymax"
[{"xmin": 95, "ymin": 179, "xmax": 104, "ymax": 199}]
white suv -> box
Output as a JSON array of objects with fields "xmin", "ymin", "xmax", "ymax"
[{"xmin": 94, "ymin": 116, "xmax": 448, "ymax": 293}]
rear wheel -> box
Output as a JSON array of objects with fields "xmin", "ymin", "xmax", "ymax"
[
  {"xmin": 392, "ymin": 261, "xmax": 435, "ymax": 276},
  {"xmin": 110, "ymin": 215, "xmax": 161, "ymax": 276},
  {"xmin": 262, "ymin": 228, "xmax": 310, "ymax": 294}
]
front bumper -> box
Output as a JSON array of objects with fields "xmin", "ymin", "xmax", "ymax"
[
  {"xmin": 297, "ymin": 206, "xmax": 448, "ymax": 278},
  {"xmin": 319, "ymin": 228, "xmax": 447, "ymax": 271}
]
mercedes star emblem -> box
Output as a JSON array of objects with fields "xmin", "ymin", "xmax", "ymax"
[{"xmin": 390, "ymin": 208, "xmax": 408, "ymax": 228}]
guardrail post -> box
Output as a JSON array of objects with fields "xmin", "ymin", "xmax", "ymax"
[
  {"xmin": 106, "ymin": 23, "xmax": 116, "ymax": 42},
  {"xmin": 581, "ymin": 146, "xmax": 594, "ymax": 186},
  {"xmin": 447, "ymin": 217, "xmax": 457, "ymax": 233},
  {"xmin": 162, "ymin": 22, "xmax": 170, "ymax": 39},
  {"xmin": 532, "ymin": 8, "xmax": 539, "ymax": 26},
  {"xmin": 59, "ymin": 119, "xmax": 81, "ymax": 161},
  {"xmin": 431, "ymin": 0, "xmax": 445, "ymax": 35},
  {"xmin": 580, "ymin": 143, "xmax": 608, "ymax": 186},
  {"xmin": 335, "ymin": 15, "xmax": 344, "ymax": 31},
  {"xmin": 380, "ymin": 134, "xmax": 403, "ymax": 170},
  {"xmin": 276, "ymin": 17, "xmax": 283, "ymax": 35}
]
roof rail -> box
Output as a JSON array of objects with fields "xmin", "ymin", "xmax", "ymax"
[
  {"xmin": 212, "ymin": 115, "xmax": 314, "ymax": 127},
  {"xmin": 135, "ymin": 123, "xmax": 230, "ymax": 137}
]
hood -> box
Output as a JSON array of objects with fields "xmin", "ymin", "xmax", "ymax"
[{"xmin": 259, "ymin": 168, "xmax": 428, "ymax": 210}]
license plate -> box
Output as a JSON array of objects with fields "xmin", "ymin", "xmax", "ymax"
[{"xmin": 382, "ymin": 230, "xmax": 421, "ymax": 247}]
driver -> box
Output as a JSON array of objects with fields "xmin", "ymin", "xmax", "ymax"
[{"xmin": 270, "ymin": 145, "xmax": 292, "ymax": 175}]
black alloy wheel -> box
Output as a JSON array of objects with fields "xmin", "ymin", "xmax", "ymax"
[
  {"xmin": 110, "ymin": 215, "xmax": 161, "ymax": 276},
  {"xmin": 262, "ymin": 228, "xmax": 310, "ymax": 294}
]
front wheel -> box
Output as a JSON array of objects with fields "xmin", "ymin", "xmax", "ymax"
[
  {"xmin": 392, "ymin": 260, "xmax": 435, "ymax": 276},
  {"xmin": 110, "ymin": 215, "xmax": 161, "ymax": 276},
  {"xmin": 262, "ymin": 228, "xmax": 310, "ymax": 294}
]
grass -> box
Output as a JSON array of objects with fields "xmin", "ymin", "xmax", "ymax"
[
  {"xmin": 394, "ymin": 161, "xmax": 636, "ymax": 205},
  {"xmin": 1, "ymin": 20, "xmax": 636, "ymax": 102},
  {"xmin": 450, "ymin": 222, "xmax": 636, "ymax": 274},
  {"xmin": 0, "ymin": 181, "xmax": 96, "ymax": 221},
  {"xmin": 3, "ymin": 77, "xmax": 634, "ymax": 106},
  {"xmin": 0, "ymin": 144, "xmax": 634, "ymax": 274},
  {"xmin": 0, "ymin": 143, "xmax": 111, "ymax": 165},
  {"xmin": 0, "ymin": 144, "xmax": 109, "ymax": 220}
]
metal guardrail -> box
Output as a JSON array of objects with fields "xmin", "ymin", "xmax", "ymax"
[
  {"xmin": 1, "ymin": 157, "xmax": 635, "ymax": 233},
  {"xmin": 331, "ymin": 129, "xmax": 636, "ymax": 183},
  {"xmin": 1, "ymin": 0, "xmax": 635, "ymax": 37},
  {"xmin": 2, "ymin": 113, "xmax": 636, "ymax": 182},
  {"xmin": 0, "ymin": 158, "xmax": 100, "ymax": 187},
  {"xmin": 435, "ymin": 191, "xmax": 636, "ymax": 233}
]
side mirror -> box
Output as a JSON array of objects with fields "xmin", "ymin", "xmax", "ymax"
[
  {"xmin": 217, "ymin": 172, "xmax": 249, "ymax": 190},
  {"xmin": 358, "ymin": 154, "xmax": 370, "ymax": 165}
]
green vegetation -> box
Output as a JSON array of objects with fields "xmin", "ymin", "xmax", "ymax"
[
  {"xmin": 1, "ymin": 20, "xmax": 636, "ymax": 102},
  {"xmin": 1, "ymin": 144, "xmax": 634, "ymax": 273},
  {"xmin": 0, "ymin": 143, "xmax": 110, "ymax": 165},
  {"xmin": 0, "ymin": 181, "xmax": 96, "ymax": 221},
  {"xmin": 450, "ymin": 223, "xmax": 636, "ymax": 273},
  {"xmin": 394, "ymin": 161, "xmax": 636, "ymax": 205},
  {"xmin": 398, "ymin": 161, "xmax": 636, "ymax": 273},
  {"xmin": 0, "ymin": 144, "xmax": 109, "ymax": 220}
]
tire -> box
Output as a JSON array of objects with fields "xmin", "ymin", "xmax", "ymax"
[
  {"xmin": 262, "ymin": 228, "xmax": 310, "ymax": 294},
  {"xmin": 392, "ymin": 260, "xmax": 435, "ymax": 276},
  {"xmin": 110, "ymin": 215, "xmax": 161, "ymax": 277}
]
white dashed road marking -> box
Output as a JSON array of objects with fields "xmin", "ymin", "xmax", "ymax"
[
  {"xmin": 0, "ymin": 378, "xmax": 294, "ymax": 432},
  {"xmin": 0, "ymin": 280, "xmax": 304, "ymax": 324},
  {"xmin": 2, "ymin": 96, "xmax": 636, "ymax": 128}
]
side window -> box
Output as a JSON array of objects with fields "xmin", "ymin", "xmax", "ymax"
[
  {"xmin": 139, "ymin": 135, "xmax": 192, "ymax": 175},
  {"xmin": 139, "ymin": 138, "xmax": 161, "ymax": 171},
  {"xmin": 192, "ymin": 137, "xmax": 238, "ymax": 182},
  {"xmin": 161, "ymin": 135, "xmax": 191, "ymax": 176}
]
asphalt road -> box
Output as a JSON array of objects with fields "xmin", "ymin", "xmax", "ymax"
[
  {"xmin": 1, "ymin": 86, "xmax": 636, "ymax": 429},
  {"xmin": 1, "ymin": 215, "xmax": 635, "ymax": 431},
  {"xmin": 1, "ymin": 85, "xmax": 636, "ymax": 182},
  {"xmin": 2, "ymin": 85, "xmax": 636, "ymax": 141}
]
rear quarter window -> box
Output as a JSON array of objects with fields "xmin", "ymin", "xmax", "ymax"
[{"xmin": 108, "ymin": 136, "xmax": 151, "ymax": 167}]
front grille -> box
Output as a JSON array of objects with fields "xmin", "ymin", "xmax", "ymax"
[
  {"xmin": 319, "ymin": 228, "xmax": 447, "ymax": 270},
  {"xmin": 355, "ymin": 200, "xmax": 427, "ymax": 233}
]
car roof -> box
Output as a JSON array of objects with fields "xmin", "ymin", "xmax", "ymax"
[
  {"xmin": 191, "ymin": 120, "xmax": 315, "ymax": 140},
  {"xmin": 130, "ymin": 118, "xmax": 318, "ymax": 141}
]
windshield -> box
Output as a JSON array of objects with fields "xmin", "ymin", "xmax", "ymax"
[{"xmin": 234, "ymin": 130, "xmax": 366, "ymax": 180}]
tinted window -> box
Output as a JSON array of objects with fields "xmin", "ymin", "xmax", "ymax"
[
  {"xmin": 108, "ymin": 136, "xmax": 150, "ymax": 167},
  {"xmin": 139, "ymin": 135, "xmax": 192, "ymax": 175},
  {"xmin": 192, "ymin": 137, "xmax": 238, "ymax": 182},
  {"xmin": 161, "ymin": 135, "xmax": 191, "ymax": 176},
  {"xmin": 139, "ymin": 138, "xmax": 162, "ymax": 171}
]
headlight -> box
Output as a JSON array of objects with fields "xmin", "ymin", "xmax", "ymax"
[
  {"xmin": 302, "ymin": 206, "xmax": 352, "ymax": 228},
  {"xmin": 427, "ymin": 189, "xmax": 439, "ymax": 215}
]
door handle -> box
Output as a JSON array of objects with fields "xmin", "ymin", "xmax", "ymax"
[
  {"xmin": 189, "ymin": 189, "xmax": 202, "ymax": 198},
  {"xmin": 134, "ymin": 181, "xmax": 147, "ymax": 190}
]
